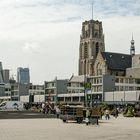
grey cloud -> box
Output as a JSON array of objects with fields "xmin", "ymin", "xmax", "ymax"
[
  {"xmin": 94, "ymin": 0, "xmax": 140, "ymax": 16},
  {"xmin": 1, "ymin": 0, "xmax": 140, "ymax": 26},
  {"xmin": 0, "ymin": 0, "xmax": 140, "ymax": 29}
]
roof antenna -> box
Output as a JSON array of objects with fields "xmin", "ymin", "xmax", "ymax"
[{"xmin": 91, "ymin": 0, "xmax": 93, "ymax": 20}]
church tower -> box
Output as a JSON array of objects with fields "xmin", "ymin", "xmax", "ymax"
[
  {"xmin": 130, "ymin": 36, "xmax": 135, "ymax": 57},
  {"xmin": 78, "ymin": 19, "xmax": 105, "ymax": 76}
]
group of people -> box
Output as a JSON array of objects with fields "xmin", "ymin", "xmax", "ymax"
[
  {"xmin": 42, "ymin": 102, "xmax": 52, "ymax": 114},
  {"xmin": 85, "ymin": 107, "xmax": 119, "ymax": 125},
  {"xmin": 105, "ymin": 108, "xmax": 119, "ymax": 120},
  {"xmin": 41, "ymin": 102, "xmax": 61, "ymax": 118}
]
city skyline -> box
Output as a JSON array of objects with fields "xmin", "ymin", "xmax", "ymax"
[{"xmin": 0, "ymin": 0, "xmax": 140, "ymax": 84}]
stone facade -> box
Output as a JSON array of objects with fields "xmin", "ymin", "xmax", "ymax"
[
  {"xmin": 127, "ymin": 68, "xmax": 140, "ymax": 78},
  {"xmin": 132, "ymin": 54, "xmax": 140, "ymax": 67},
  {"xmin": 93, "ymin": 51, "xmax": 107, "ymax": 76},
  {"xmin": 126, "ymin": 54, "xmax": 140, "ymax": 78},
  {"xmin": 79, "ymin": 20, "xmax": 105, "ymax": 76}
]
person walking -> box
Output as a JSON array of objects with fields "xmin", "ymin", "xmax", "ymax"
[
  {"xmin": 105, "ymin": 109, "xmax": 110, "ymax": 120},
  {"xmin": 42, "ymin": 102, "xmax": 45, "ymax": 114},
  {"xmin": 115, "ymin": 108, "xmax": 119, "ymax": 118},
  {"xmin": 86, "ymin": 109, "xmax": 90, "ymax": 125},
  {"xmin": 55, "ymin": 105, "xmax": 61, "ymax": 118}
]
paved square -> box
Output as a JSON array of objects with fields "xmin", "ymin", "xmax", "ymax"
[{"xmin": 0, "ymin": 115, "xmax": 140, "ymax": 140}]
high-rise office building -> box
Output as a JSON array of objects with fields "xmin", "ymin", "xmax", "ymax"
[
  {"xmin": 0, "ymin": 62, "xmax": 4, "ymax": 83},
  {"xmin": 17, "ymin": 67, "xmax": 30, "ymax": 84},
  {"xmin": 3, "ymin": 69, "xmax": 9, "ymax": 83}
]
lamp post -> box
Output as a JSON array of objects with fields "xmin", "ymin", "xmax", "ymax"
[
  {"xmin": 84, "ymin": 75, "xmax": 86, "ymax": 107},
  {"xmin": 84, "ymin": 81, "xmax": 92, "ymax": 107},
  {"xmin": 84, "ymin": 87, "xmax": 87, "ymax": 107},
  {"xmin": 39, "ymin": 95, "xmax": 40, "ymax": 103},
  {"xmin": 121, "ymin": 98, "xmax": 123, "ymax": 106}
]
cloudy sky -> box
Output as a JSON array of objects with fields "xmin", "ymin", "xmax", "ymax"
[{"xmin": 0, "ymin": 0, "xmax": 140, "ymax": 84}]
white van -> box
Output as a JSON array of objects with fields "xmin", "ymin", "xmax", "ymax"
[{"xmin": 0, "ymin": 101, "xmax": 24, "ymax": 110}]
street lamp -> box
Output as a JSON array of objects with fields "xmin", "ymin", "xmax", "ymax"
[
  {"xmin": 84, "ymin": 82, "xmax": 92, "ymax": 107},
  {"xmin": 121, "ymin": 98, "xmax": 123, "ymax": 106}
]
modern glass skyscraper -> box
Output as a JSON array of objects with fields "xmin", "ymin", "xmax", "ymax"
[
  {"xmin": 0, "ymin": 62, "xmax": 4, "ymax": 83},
  {"xmin": 3, "ymin": 69, "xmax": 9, "ymax": 83},
  {"xmin": 17, "ymin": 67, "xmax": 30, "ymax": 84}
]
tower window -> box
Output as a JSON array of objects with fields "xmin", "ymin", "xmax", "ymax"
[
  {"xmin": 96, "ymin": 63, "xmax": 102, "ymax": 75},
  {"xmin": 96, "ymin": 42, "xmax": 99, "ymax": 56},
  {"xmin": 84, "ymin": 43, "xmax": 88, "ymax": 58},
  {"xmin": 94, "ymin": 32, "xmax": 98, "ymax": 37}
]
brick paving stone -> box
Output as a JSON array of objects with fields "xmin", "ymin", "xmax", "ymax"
[{"xmin": 0, "ymin": 115, "xmax": 140, "ymax": 140}]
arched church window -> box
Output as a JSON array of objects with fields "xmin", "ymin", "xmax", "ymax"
[
  {"xmin": 80, "ymin": 43, "xmax": 83, "ymax": 59},
  {"xmin": 84, "ymin": 42, "xmax": 88, "ymax": 58},
  {"xmin": 96, "ymin": 62, "xmax": 102, "ymax": 75},
  {"xmin": 91, "ymin": 42, "xmax": 94, "ymax": 57},
  {"xmin": 96, "ymin": 42, "xmax": 99, "ymax": 56},
  {"xmin": 85, "ymin": 31, "xmax": 88, "ymax": 38},
  {"xmin": 94, "ymin": 32, "xmax": 98, "ymax": 37}
]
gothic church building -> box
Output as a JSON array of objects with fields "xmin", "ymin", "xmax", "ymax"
[{"xmin": 78, "ymin": 19, "xmax": 135, "ymax": 78}]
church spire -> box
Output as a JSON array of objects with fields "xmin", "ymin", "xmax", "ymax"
[
  {"xmin": 91, "ymin": 0, "xmax": 93, "ymax": 20},
  {"xmin": 130, "ymin": 35, "xmax": 135, "ymax": 57}
]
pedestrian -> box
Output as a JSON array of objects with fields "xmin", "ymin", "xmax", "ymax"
[
  {"xmin": 42, "ymin": 102, "xmax": 45, "ymax": 114},
  {"xmin": 55, "ymin": 105, "xmax": 61, "ymax": 118},
  {"xmin": 45, "ymin": 105, "xmax": 48, "ymax": 114},
  {"xmin": 105, "ymin": 109, "xmax": 110, "ymax": 120},
  {"xmin": 115, "ymin": 108, "xmax": 118, "ymax": 118},
  {"xmin": 86, "ymin": 108, "xmax": 90, "ymax": 125}
]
